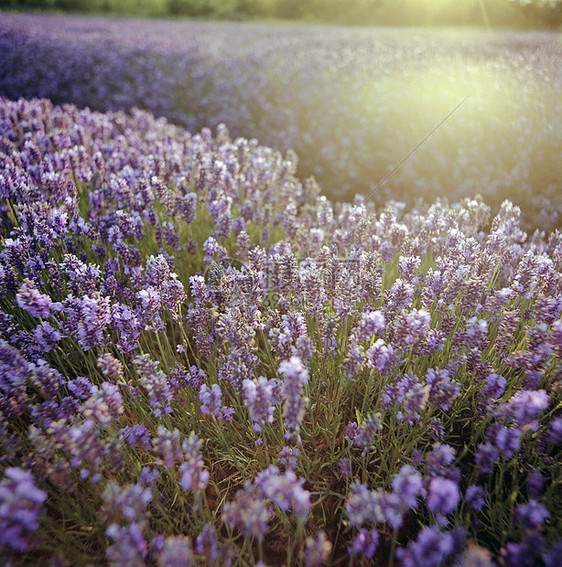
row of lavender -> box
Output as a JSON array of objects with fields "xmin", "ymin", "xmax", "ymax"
[
  {"xmin": 1, "ymin": 95, "xmax": 561, "ymax": 566},
  {"xmin": 0, "ymin": 13, "xmax": 561, "ymax": 230}
]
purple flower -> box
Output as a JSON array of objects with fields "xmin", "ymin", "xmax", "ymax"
[
  {"xmin": 222, "ymin": 483, "xmax": 270, "ymax": 541},
  {"xmin": 304, "ymin": 531, "xmax": 332, "ymax": 567},
  {"xmin": 156, "ymin": 535, "xmax": 195, "ymax": 567},
  {"xmin": 463, "ymin": 317, "xmax": 489, "ymax": 350},
  {"xmin": 31, "ymin": 359, "xmax": 66, "ymax": 398},
  {"xmin": 81, "ymin": 382, "xmax": 124, "ymax": 426},
  {"xmin": 526, "ymin": 471, "xmax": 546, "ymax": 499},
  {"xmin": 16, "ymin": 278, "xmax": 53, "ymax": 318},
  {"xmin": 182, "ymin": 365, "xmax": 207, "ymax": 390},
  {"xmin": 242, "ymin": 376, "xmax": 277, "ymax": 432},
  {"xmin": 199, "ymin": 383, "xmax": 223, "ymax": 417},
  {"xmin": 0, "ymin": 468, "xmax": 47, "ymax": 553},
  {"xmin": 475, "ymin": 442, "xmax": 499, "ymax": 474},
  {"xmin": 96, "ymin": 353, "xmax": 124, "ymax": 380},
  {"xmin": 355, "ymin": 310, "xmax": 385, "ymax": 343},
  {"xmin": 480, "ymin": 373, "xmax": 506, "ymax": 409},
  {"xmin": 425, "ymin": 367, "xmax": 461, "ymax": 412},
  {"xmin": 545, "ymin": 416, "xmax": 562, "ymax": 445},
  {"xmin": 134, "ymin": 354, "xmax": 174, "ymax": 417},
  {"xmin": 427, "ymin": 477, "xmax": 461, "ymax": 515},
  {"xmin": 195, "ymin": 525, "xmax": 219, "ymax": 562},
  {"xmin": 382, "ymin": 372, "xmax": 429, "ymax": 424},
  {"xmin": 279, "ymin": 356, "xmax": 309, "ymax": 441},
  {"xmin": 399, "ymin": 255, "xmax": 421, "ymax": 281},
  {"xmin": 350, "ymin": 528, "xmax": 379, "ymax": 559},
  {"xmin": 385, "ymin": 278, "xmax": 414, "ymax": 313},
  {"xmin": 189, "ymin": 275, "xmax": 211, "ymax": 306},
  {"xmin": 255, "ymin": 466, "xmax": 311, "ymax": 522},
  {"xmin": 498, "ymin": 390, "xmax": 550, "ymax": 428},
  {"xmin": 203, "ymin": 236, "xmax": 220, "ymax": 264},
  {"xmin": 67, "ymin": 376, "xmax": 94, "ymax": 401},
  {"xmin": 345, "ymin": 482, "xmax": 385, "ymax": 526},
  {"xmin": 456, "ymin": 542, "xmax": 495, "ymax": 567},
  {"xmin": 161, "ymin": 274, "xmax": 186, "ymax": 320},
  {"xmin": 278, "ymin": 445, "xmax": 300, "ymax": 469},
  {"xmin": 144, "ymin": 254, "xmax": 172, "ymax": 288},
  {"xmin": 136, "ymin": 286, "xmax": 164, "ymax": 332},
  {"xmin": 381, "ymin": 491, "xmax": 406, "ymax": 529},
  {"xmin": 120, "ymin": 424, "xmax": 152, "ymax": 450},
  {"xmin": 543, "ymin": 541, "xmax": 562, "ymax": 567},
  {"xmin": 366, "ymin": 338, "xmax": 395, "ymax": 374},
  {"xmin": 64, "ymin": 292, "xmax": 111, "ymax": 350},
  {"xmin": 179, "ymin": 432, "xmax": 209, "ymax": 492},
  {"xmin": 32, "ymin": 320, "xmax": 62, "ymax": 352},
  {"xmin": 354, "ymin": 413, "xmax": 382, "ymax": 451},
  {"xmin": 139, "ymin": 467, "xmax": 160, "ymax": 487},
  {"xmin": 395, "ymin": 308, "xmax": 432, "ymax": 347},
  {"xmin": 338, "ymin": 458, "xmax": 352, "ymax": 479},
  {"xmin": 500, "ymin": 533, "xmax": 543, "ymax": 567},
  {"xmin": 0, "ymin": 340, "xmax": 32, "ymax": 417},
  {"xmin": 101, "ymin": 481, "xmax": 153, "ymax": 525},
  {"xmin": 465, "ymin": 485, "xmax": 487, "ymax": 512},
  {"xmin": 106, "ymin": 522, "xmax": 148, "ymax": 565},
  {"xmin": 111, "ymin": 302, "xmax": 142, "ymax": 353},
  {"xmin": 490, "ymin": 425, "xmax": 522, "ymax": 459},
  {"xmin": 514, "ymin": 500, "xmax": 550, "ymax": 530},
  {"xmin": 342, "ymin": 346, "xmax": 366, "ymax": 379},
  {"xmin": 396, "ymin": 526, "xmax": 458, "ymax": 567},
  {"xmin": 391, "ymin": 465, "xmax": 425, "ymax": 509},
  {"xmin": 152, "ymin": 426, "xmax": 184, "ymax": 469},
  {"xmin": 47, "ymin": 418, "xmax": 108, "ymax": 482}
]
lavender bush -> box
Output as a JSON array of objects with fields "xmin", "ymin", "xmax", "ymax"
[
  {"xmin": 0, "ymin": 95, "xmax": 560, "ymax": 565},
  {"xmin": 0, "ymin": 13, "xmax": 561, "ymax": 229}
]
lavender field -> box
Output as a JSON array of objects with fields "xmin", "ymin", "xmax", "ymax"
[
  {"xmin": 1, "ymin": 14, "xmax": 561, "ymax": 228},
  {"xmin": 0, "ymin": 12, "xmax": 562, "ymax": 567}
]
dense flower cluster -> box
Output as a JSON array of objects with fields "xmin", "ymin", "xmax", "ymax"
[
  {"xmin": 0, "ymin": 14, "xmax": 560, "ymax": 228},
  {"xmin": 0, "ymin": 95, "xmax": 560, "ymax": 566}
]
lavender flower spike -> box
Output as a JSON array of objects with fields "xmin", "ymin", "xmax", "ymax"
[
  {"xmin": 0, "ymin": 467, "xmax": 47, "ymax": 553},
  {"xmin": 279, "ymin": 356, "xmax": 309, "ymax": 442}
]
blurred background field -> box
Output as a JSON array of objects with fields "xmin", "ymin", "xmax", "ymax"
[
  {"xmin": 0, "ymin": 9, "xmax": 561, "ymax": 230},
  {"xmin": 1, "ymin": 0, "xmax": 561, "ymax": 27}
]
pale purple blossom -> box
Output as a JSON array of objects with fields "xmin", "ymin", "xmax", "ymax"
[
  {"xmin": 498, "ymin": 389, "xmax": 549, "ymax": 428},
  {"xmin": 0, "ymin": 467, "xmax": 47, "ymax": 553},
  {"xmin": 106, "ymin": 522, "xmax": 148, "ymax": 566},
  {"xmin": 304, "ymin": 531, "xmax": 332, "ymax": 567},
  {"xmin": 427, "ymin": 477, "xmax": 461, "ymax": 515},
  {"xmin": 101, "ymin": 481, "xmax": 152, "ymax": 525},
  {"xmin": 396, "ymin": 526, "xmax": 462, "ymax": 567},
  {"xmin": 354, "ymin": 413, "xmax": 382, "ymax": 451},
  {"xmin": 255, "ymin": 466, "xmax": 311, "ymax": 522},
  {"xmin": 391, "ymin": 465, "xmax": 425, "ymax": 509},
  {"xmin": 222, "ymin": 483, "xmax": 270, "ymax": 541},
  {"xmin": 156, "ymin": 535, "xmax": 195, "ymax": 567},
  {"xmin": 345, "ymin": 482, "xmax": 385, "ymax": 526},
  {"xmin": 199, "ymin": 383, "xmax": 223, "ymax": 417},
  {"xmin": 279, "ymin": 356, "xmax": 309, "ymax": 441},
  {"xmin": 242, "ymin": 376, "xmax": 277, "ymax": 432},
  {"xmin": 365, "ymin": 338, "xmax": 395, "ymax": 374},
  {"xmin": 195, "ymin": 525, "xmax": 219, "ymax": 562},
  {"xmin": 179, "ymin": 432, "xmax": 209, "ymax": 492},
  {"xmin": 350, "ymin": 528, "xmax": 379, "ymax": 559},
  {"xmin": 465, "ymin": 485, "xmax": 487, "ymax": 512},
  {"xmin": 81, "ymin": 382, "xmax": 124, "ymax": 426},
  {"xmin": 514, "ymin": 500, "xmax": 550, "ymax": 530},
  {"xmin": 16, "ymin": 278, "xmax": 53, "ymax": 318},
  {"xmin": 382, "ymin": 372, "xmax": 429, "ymax": 424}
]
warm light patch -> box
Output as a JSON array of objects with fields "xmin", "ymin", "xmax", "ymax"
[
  {"xmin": 375, "ymin": 0, "xmax": 489, "ymax": 26},
  {"xmin": 340, "ymin": 56, "xmax": 559, "ymax": 199}
]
